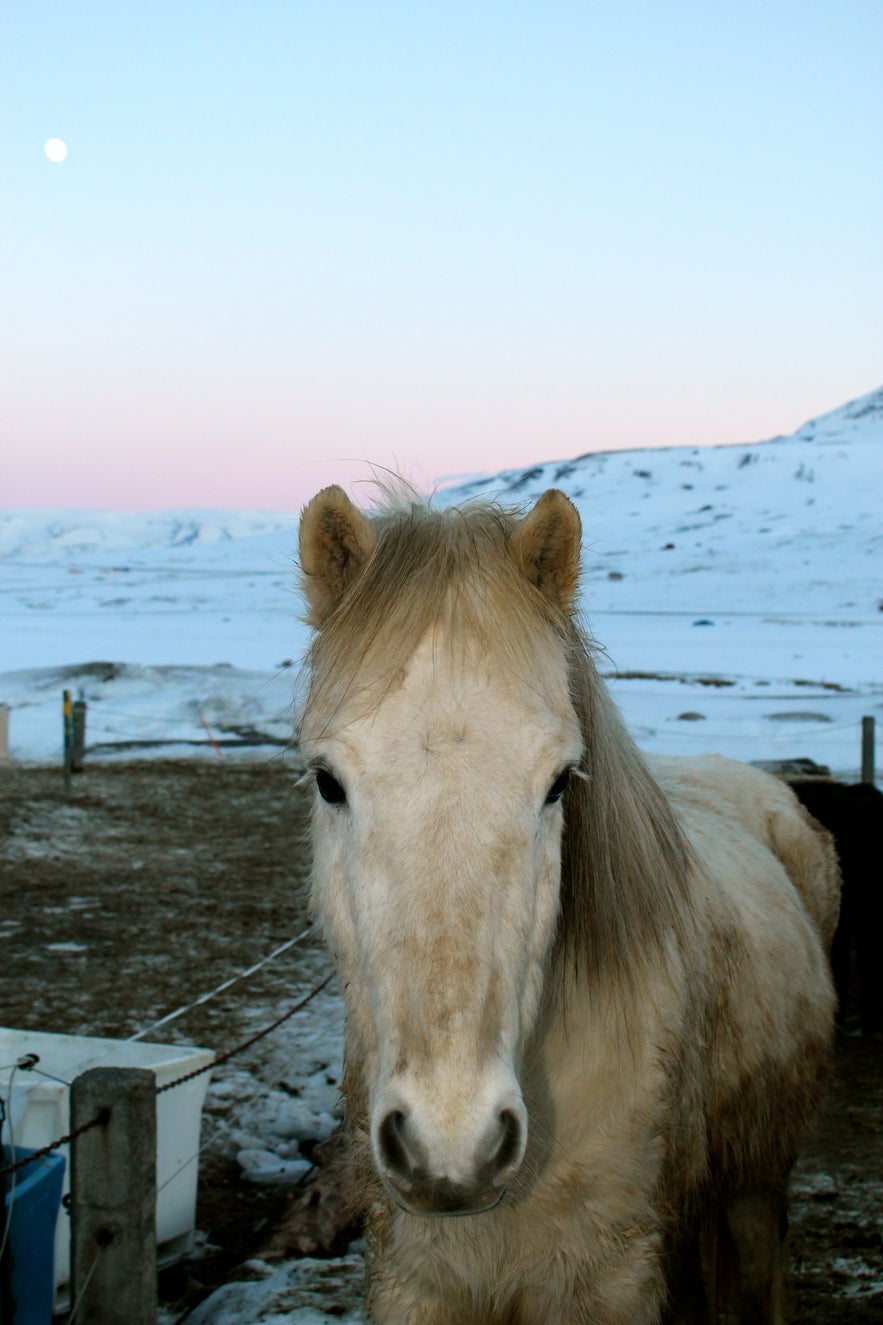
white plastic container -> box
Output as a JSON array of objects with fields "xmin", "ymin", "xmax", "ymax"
[{"xmin": 0, "ymin": 1026, "xmax": 214, "ymax": 1310}]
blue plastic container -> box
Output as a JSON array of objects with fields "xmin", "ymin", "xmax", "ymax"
[{"xmin": 1, "ymin": 1146, "xmax": 66, "ymax": 1325}]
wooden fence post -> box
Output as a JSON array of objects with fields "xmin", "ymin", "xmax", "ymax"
[
  {"xmin": 72, "ymin": 699, "xmax": 87, "ymax": 772},
  {"xmin": 861, "ymin": 716, "xmax": 875, "ymax": 785},
  {"xmin": 70, "ymin": 1067, "xmax": 157, "ymax": 1324},
  {"xmin": 0, "ymin": 705, "xmax": 8, "ymax": 764},
  {"xmin": 63, "ymin": 690, "xmax": 73, "ymax": 795}
]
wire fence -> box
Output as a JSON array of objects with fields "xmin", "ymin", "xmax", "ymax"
[
  {"xmin": 127, "ymin": 925, "xmax": 315, "ymax": 1042},
  {"xmin": 0, "ymin": 958, "xmax": 335, "ymax": 1183},
  {"xmin": 637, "ymin": 716, "xmax": 868, "ymax": 742},
  {"xmin": 0, "ymin": 943, "xmax": 337, "ymax": 1325},
  {"xmin": 0, "ymin": 701, "xmax": 327, "ymax": 1312}
]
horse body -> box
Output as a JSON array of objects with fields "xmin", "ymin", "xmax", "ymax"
[{"xmin": 298, "ymin": 487, "xmax": 839, "ymax": 1324}]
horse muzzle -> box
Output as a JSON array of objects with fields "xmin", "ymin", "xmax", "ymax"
[{"xmin": 373, "ymin": 1100, "xmax": 527, "ymax": 1217}]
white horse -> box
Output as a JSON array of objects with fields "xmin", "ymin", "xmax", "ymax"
[{"xmin": 297, "ymin": 486, "xmax": 839, "ymax": 1325}]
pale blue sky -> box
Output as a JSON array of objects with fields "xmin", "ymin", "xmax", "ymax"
[{"xmin": 2, "ymin": 1, "xmax": 880, "ymax": 509}]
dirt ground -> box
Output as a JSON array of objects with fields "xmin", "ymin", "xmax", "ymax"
[{"xmin": 0, "ymin": 760, "xmax": 880, "ymax": 1322}]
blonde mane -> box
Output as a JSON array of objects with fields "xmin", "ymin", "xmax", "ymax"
[{"xmin": 301, "ymin": 497, "xmax": 692, "ymax": 983}]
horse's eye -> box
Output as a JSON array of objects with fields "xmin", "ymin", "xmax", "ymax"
[
  {"xmin": 545, "ymin": 769, "xmax": 571, "ymax": 805},
  {"xmin": 315, "ymin": 768, "xmax": 347, "ymax": 806}
]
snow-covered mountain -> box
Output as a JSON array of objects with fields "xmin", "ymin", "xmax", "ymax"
[
  {"xmin": 442, "ymin": 384, "xmax": 882, "ymax": 617},
  {"xmin": 0, "ymin": 510, "xmax": 295, "ymax": 559},
  {"xmin": 1, "ymin": 387, "xmax": 880, "ymax": 772},
  {"xmin": 3, "ymin": 386, "xmax": 881, "ymax": 576}
]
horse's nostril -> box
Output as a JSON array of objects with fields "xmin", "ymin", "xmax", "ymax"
[
  {"xmin": 493, "ymin": 1108, "xmax": 523, "ymax": 1176},
  {"xmin": 375, "ymin": 1097, "xmax": 525, "ymax": 1209},
  {"xmin": 377, "ymin": 1108, "xmax": 411, "ymax": 1179}
]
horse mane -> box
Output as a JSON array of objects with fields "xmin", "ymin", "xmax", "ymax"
[
  {"xmin": 301, "ymin": 495, "xmax": 693, "ymax": 983},
  {"xmin": 558, "ymin": 615, "xmax": 693, "ymax": 982}
]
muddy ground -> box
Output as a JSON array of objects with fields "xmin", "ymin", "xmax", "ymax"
[{"xmin": 0, "ymin": 760, "xmax": 880, "ymax": 1322}]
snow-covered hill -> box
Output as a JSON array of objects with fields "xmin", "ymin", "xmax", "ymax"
[
  {"xmin": 443, "ymin": 385, "xmax": 882, "ymax": 617},
  {"xmin": 0, "ymin": 510, "xmax": 295, "ymax": 559},
  {"xmin": 1, "ymin": 387, "xmax": 880, "ymax": 773}
]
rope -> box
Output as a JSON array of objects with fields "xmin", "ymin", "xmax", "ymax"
[
  {"xmin": 196, "ymin": 705, "xmax": 222, "ymax": 757},
  {"xmin": 127, "ymin": 925, "xmax": 315, "ymax": 1042},
  {"xmin": 639, "ymin": 718, "xmax": 867, "ymax": 742}
]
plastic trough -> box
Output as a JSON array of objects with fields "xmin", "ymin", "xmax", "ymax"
[{"xmin": 0, "ymin": 1027, "xmax": 213, "ymax": 1312}]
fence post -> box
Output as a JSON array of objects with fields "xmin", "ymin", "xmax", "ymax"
[
  {"xmin": 72, "ymin": 699, "xmax": 87, "ymax": 773},
  {"xmin": 70, "ymin": 1067, "xmax": 157, "ymax": 1324},
  {"xmin": 63, "ymin": 690, "xmax": 73, "ymax": 795},
  {"xmin": 861, "ymin": 715, "xmax": 875, "ymax": 785},
  {"xmin": 0, "ymin": 705, "xmax": 8, "ymax": 764}
]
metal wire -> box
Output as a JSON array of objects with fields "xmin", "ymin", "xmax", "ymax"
[
  {"xmin": 67, "ymin": 1248, "xmax": 103, "ymax": 1323},
  {"xmin": 0, "ymin": 1066, "xmax": 20, "ymax": 1267}
]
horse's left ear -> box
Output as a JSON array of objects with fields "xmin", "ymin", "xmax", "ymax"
[
  {"xmin": 299, "ymin": 485, "xmax": 377, "ymax": 627},
  {"xmin": 510, "ymin": 489, "xmax": 582, "ymax": 611}
]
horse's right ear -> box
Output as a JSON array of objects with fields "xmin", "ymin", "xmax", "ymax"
[
  {"xmin": 299, "ymin": 485, "xmax": 377, "ymax": 627},
  {"xmin": 510, "ymin": 488, "xmax": 582, "ymax": 612}
]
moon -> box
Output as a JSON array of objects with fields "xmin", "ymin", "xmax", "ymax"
[{"xmin": 44, "ymin": 138, "xmax": 68, "ymax": 163}]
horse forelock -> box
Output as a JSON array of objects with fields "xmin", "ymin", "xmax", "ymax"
[
  {"xmin": 300, "ymin": 496, "xmax": 694, "ymax": 984},
  {"xmin": 300, "ymin": 498, "xmax": 565, "ymax": 732}
]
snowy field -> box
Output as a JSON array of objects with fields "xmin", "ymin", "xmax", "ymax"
[
  {"xmin": 1, "ymin": 389, "xmax": 881, "ymax": 1322},
  {"xmin": 2, "ymin": 387, "xmax": 880, "ymax": 779}
]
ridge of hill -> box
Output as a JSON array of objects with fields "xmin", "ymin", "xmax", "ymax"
[{"xmin": 1, "ymin": 387, "xmax": 879, "ymax": 578}]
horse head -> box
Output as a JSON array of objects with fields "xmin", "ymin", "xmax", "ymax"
[{"xmin": 298, "ymin": 486, "xmax": 583, "ymax": 1215}]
